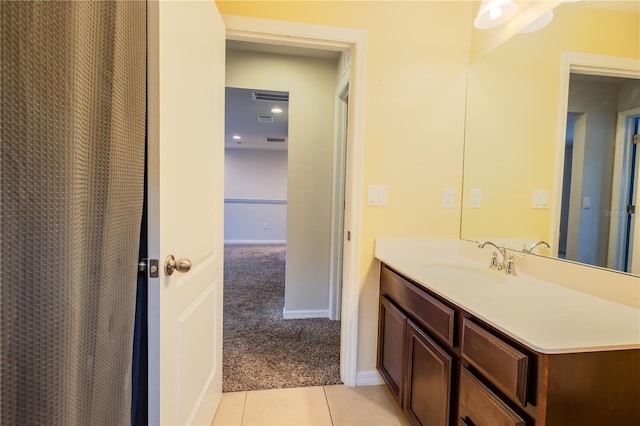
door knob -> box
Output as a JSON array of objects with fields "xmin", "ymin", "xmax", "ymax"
[{"xmin": 164, "ymin": 254, "xmax": 192, "ymax": 276}]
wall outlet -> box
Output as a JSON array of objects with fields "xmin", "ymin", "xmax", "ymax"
[
  {"xmin": 442, "ymin": 188, "xmax": 454, "ymax": 208},
  {"xmin": 470, "ymin": 188, "xmax": 482, "ymax": 208},
  {"xmin": 262, "ymin": 222, "xmax": 268, "ymax": 230}
]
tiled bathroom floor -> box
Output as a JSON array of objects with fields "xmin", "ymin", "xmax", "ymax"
[{"xmin": 211, "ymin": 384, "xmax": 410, "ymax": 426}]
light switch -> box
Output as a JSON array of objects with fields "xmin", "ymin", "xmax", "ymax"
[
  {"xmin": 532, "ymin": 189, "xmax": 549, "ymax": 209},
  {"xmin": 442, "ymin": 188, "xmax": 454, "ymax": 208},
  {"xmin": 470, "ymin": 188, "xmax": 482, "ymax": 208},
  {"xmin": 368, "ymin": 185, "xmax": 388, "ymax": 206},
  {"xmin": 583, "ymin": 196, "xmax": 591, "ymax": 209}
]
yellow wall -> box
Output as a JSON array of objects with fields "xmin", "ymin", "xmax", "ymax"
[
  {"xmin": 461, "ymin": 3, "xmax": 640, "ymax": 245},
  {"xmin": 217, "ymin": 0, "xmax": 473, "ymax": 374}
]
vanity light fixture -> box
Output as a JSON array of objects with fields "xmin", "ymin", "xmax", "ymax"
[
  {"xmin": 271, "ymin": 107, "xmax": 283, "ymax": 114},
  {"xmin": 519, "ymin": 10, "xmax": 554, "ymax": 33},
  {"xmin": 474, "ymin": 0, "xmax": 519, "ymax": 29}
]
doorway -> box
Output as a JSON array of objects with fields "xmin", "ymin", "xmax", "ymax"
[
  {"xmin": 222, "ymin": 15, "xmax": 367, "ymax": 386},
  {"xmin": 556, "ymin": 68, "xmax": 640, "ymax": 271},
  {"xmin": 223, "ymin": 42, "xmax": 344, "ymax": 391}
]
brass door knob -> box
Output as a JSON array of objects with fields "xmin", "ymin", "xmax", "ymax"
[{"xmin": 164, "ymin": 254, "xmax": 192, "ymax": 276}]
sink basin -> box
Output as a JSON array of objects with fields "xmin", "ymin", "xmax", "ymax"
[{"xmin": 420, "ymin": 263, "xmax": 509, "ymax": 285}]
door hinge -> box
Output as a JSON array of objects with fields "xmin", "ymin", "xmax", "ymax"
[
  {"xmin": 633, "ymin": 134, "xmax": 640, "ymax": 145},
  {"xmin": 138, "ymin": 258, "xmax": 159, "ymax": 278},
  {"xmin": 628, "ymin": 205, "xmax": 636, "ymax": 215},
  {"xmin": 347, "ymin": 230, "xmax": 351, "ymax": 241}
]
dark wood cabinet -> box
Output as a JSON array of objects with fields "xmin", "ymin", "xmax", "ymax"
[
  {"xmin": 378, "ymin": 266, "xmax": 456, "ymax": 425},
  {"xmin": 378, "ymin": 264, "xmax": 640, "ymax": 426},
  {"xmin": 404, "ymin": 319, "xmax": 452, "ymax": 426},
  {"xmin": 377, "ymin": 296, "xmax": 407, "ymax": 403}
]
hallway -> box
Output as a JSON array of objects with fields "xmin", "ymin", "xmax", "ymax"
[{"xmin": 223, "ymin": 244, "xmax": 341, "ymax": 392}]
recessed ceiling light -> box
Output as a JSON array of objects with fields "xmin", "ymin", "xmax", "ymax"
[
  {"xmin": 271, "ymin": 107, "xmax": 283, "ymax": 114},
  {"xmin": 232, "ymin": 135, "xmax": 241, "ymax": 140}
]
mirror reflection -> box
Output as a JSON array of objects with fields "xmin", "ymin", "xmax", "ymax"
[
  {"xmin": 461, "ymin": 1, "xmax": 640, "ymax": 275},
  {"xmin": 559, "ymin": 74, "xmax": 639, "ymax": 272}
]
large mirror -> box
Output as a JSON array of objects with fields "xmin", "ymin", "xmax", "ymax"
[{"xmin": 461, "ymin": 1, "xmax": 640, "ymax": 275}]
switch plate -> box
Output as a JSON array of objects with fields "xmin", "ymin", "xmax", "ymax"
[
  {"xmin": 442, "ymin": 188, "xmax": 454, "ymax": 208},
  {"xmin": 582, "ymin": 196, "xmax": 591, "ymax": 209},
  {"xmin": 470, "ymin": 188, "xmax": 482, "ymax": 208},
  {"xmin": 532, "ymin": 189, "xmax": 549, "ymax": 209},
  {"xmin": 368, "ymin": 185, "xmax": 388, "ymax": 206}
]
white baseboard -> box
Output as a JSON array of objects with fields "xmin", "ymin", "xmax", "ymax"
[
  {"xmin": 356, "ymin": 370, "xmax": 384, "ymax": 386},
  {"xmin": 224, "ymin": 240, "xmax": 286, "ymax": 244},
  {"xmin": 282, "ymin": 308, "xmax": 330, "ymax": 319}
]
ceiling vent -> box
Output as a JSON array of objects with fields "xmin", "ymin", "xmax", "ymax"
[
  {"xmin": 252, "ymin": 91, "xmax": 289, "ymax": 102},
  {"xmin": 266, "ymin": 137, "xmax": 286, "ymax": 143},
  {"xmin": 257, "ymin": 115, "xmax": 274, "ymax": 123}
]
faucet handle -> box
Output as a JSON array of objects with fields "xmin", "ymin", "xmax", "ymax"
[
  {"xmin": 489, "ymin": 252, "xmax": 499, "ymax": 269},
  {"xmin": 505, "ymin": 255, "xmax": 517, "ymax": 276}
]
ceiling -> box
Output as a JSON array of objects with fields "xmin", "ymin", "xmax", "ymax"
[
  {"xmin": 225, "ymin": 87, "xmax": 289, "ymax": 151},
  {"xmin": 225, "ymin": 40, "xmax": 342, "ymax": 151}
]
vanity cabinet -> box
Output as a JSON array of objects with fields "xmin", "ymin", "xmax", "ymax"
[{"xmin": 377, "ymin": 264, "xmax": 640, "ymax": 426}]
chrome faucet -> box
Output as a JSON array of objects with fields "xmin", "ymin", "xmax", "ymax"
[
  {"xmin": 478, "ymin": 241, "xmax": 517, "ymax": 276},
  {"xmin": 525, "ymin": 240, "xmax": 550, "ymax": 254}
]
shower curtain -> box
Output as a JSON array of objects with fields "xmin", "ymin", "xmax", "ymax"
[{"xmin": 1, "ymin": 1, "xmax": 146, "ymax": 424}]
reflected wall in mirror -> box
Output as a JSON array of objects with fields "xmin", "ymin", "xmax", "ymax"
[
  {"xmin": 559, "ymin": 74, "xmax": 640, "ymax": 273},
  {"xmin": 461, "ymin": 1, "xmax": 640, "ymax": 274}
]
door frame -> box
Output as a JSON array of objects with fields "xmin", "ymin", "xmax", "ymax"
[
  {"xmin": 329, "ymin": 68, "xmax": 350, "ymax": 322},
  {"xmin": 608, "ymin": 108, "xmax": 640, "ymax": 270},
  {"xmin": 222, "ymin": 15, "xmax": 367, "ymax": 387},
  {"xmin": 550, "ymin": 52, "xmax": 640, "ymax": 258}
]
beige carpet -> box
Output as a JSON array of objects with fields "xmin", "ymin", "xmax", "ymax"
[{"xmin": 223, "ymin": 244, "xmax": 341, "ymax": 392}]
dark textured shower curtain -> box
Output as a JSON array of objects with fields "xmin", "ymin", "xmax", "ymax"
[{"xmin": 1, "ymin": 2, "xmax": 146, "ymax": 424}]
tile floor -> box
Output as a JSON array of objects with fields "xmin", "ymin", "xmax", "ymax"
[{"xmin": 211, "ymin": 384, "xmax": 410, "ymax": 426}]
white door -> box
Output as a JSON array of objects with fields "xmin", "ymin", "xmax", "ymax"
[{"xmin": 147, "ymin": 1, "xmax": 225, "ymax": 424}]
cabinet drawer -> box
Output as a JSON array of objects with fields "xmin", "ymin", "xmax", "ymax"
[
  {"xmin": 459, "ymin": 367, "xmax": 526, "ymax": 426},
  {"xmin": 380, "ymin": 266, "xmax": 455, "ymax": 346},
  {"xmin": 461, "ymin": 318, "xmax": 528, "ymax": 406}
]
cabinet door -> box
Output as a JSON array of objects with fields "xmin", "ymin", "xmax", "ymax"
[
  {"xmin": 404, "ymin": 320, "xmax": 452, "ymax": 426},
  {"xmin": 377, "ymin": 296, "xmax": 407, "ymax": 403}
]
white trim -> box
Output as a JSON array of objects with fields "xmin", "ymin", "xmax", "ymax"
[
  {"xmin": 282, "ymin": 308, "xmax": 330, "ymax": 320},
  {"xmin": 224, "ymin": 240, "xmax": 286, "ymax": 244},
  {"xmin": 224, "ymin": 198, "xmax": 287, "ymax": 205},
  {"xmin": 223, "ymin": 14, "xmax": 367, "ymax": 388},
  {"xmin": 328, "ymin": 67, "xmax": 350, "ymax": 322},
  {"xmin": 550, "ymin": 53, "xmax": 640, "ymax": 257},
  {"xmin": 355, "ymin": 370, "xmax": 384, "ymax": 386}
]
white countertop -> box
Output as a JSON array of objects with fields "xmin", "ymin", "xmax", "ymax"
[{"xmin": 375, "ymin": 238, "xmax": 640, "ymax": 354}]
